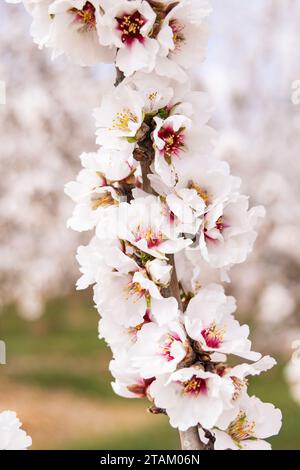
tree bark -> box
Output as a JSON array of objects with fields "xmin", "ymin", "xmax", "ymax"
[{"xmin": 179, "ymin": 427, "xmax": 204, "ymax": 451}]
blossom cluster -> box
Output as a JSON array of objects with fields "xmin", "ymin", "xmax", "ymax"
[{"xmin": 9, "ymin": 0, "xmax": 282, "ymax": 449}]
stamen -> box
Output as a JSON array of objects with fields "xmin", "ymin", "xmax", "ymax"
[
  {"xmin": 228, "ymin": 411, "xmax": 255, "ymax": 442},
  {"xmin": 201, "ymin": 322, "xmax": 226, "ymax": 349},
  {"xmin": 111, "ymin": 109, "xmax": 138, "ymax": 132},
  {"xmin": 90, "ymin": 191, "xmax": 115, "ymax": 210},
  {"xmin": 134, "ymin": 226, "xmax": 163, "ymax": 249},
  {"xmin": 126, "ymin": 281, "xmax": 147, "ymax": 301},
  {"xmin": 69, "ymin": 2, "xmax": 96, "ymax": 32},
  {"xmin": 188, "ymin": 181, "xmax": 210, "ymax": 205},
  {"xmin": 116, "ymin": 11, "xmax": 147, "ymax": 46},
  {"xmin": 182, "ymin": 375, "xmax": 208, "ymax": 396},
  {"xmin": 231, "ymin": 376, "xmax": 248, "ymax": 401},
  {"xmin": 158, "ymin": 125, "xmax": 185, "ymax": 160}
]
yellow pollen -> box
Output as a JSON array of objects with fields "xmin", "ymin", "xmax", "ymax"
[
  {"xmin": 181, "ymin": 375, "xmax": 207, "ymax": 396},
  {"xmin": 90, "ymin": 192, "xmax": 115, "ymax": 210},
  {"xmin": 228, "ymin": 411, "xmax": 256, "ymax": 443},
  {"xmin": 125, "ymin": 281, "xmax": 146, "ymax": 302},
  {"xmin": 205, "ymin": 322, "xmax": 226, "ymax": 342},
  {"xmin": 148, "ymin": 92, "xmax": 158, "ymax": 102},
  {"xmin": 165, "ymin": 135, "xmax": 174, "ymax": 146},
  {"xmin": 188, "ymin": 181, "xmax": 210, "ymax": 205},
  {"xmin": 111, "ymin": 109, "xmax": 138, "ymax": 132}
]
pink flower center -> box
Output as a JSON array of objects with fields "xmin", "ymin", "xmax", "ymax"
[
  {"xmin": 182, "ymin": 375, "xmax": 208, "ymax": 396},
  {"xmin": 204, "ymin": 216, "xmax": 229, "ymax": 242},
  {"xmin": 161, "ymin": 333, "xmax": 182, "ymax": 362},
  {"xmin": 70, "ymin": 2, "xmax": 96, "ymax": 31},
  {"xmin": 134, "ymin": 227, "xmax": 163, "ymax": 249},
  {"xmin": 116, "ymin": 11, "xmax": 147, "ymax": 46},
  {"xmin": 158, "ymin": 125, "xmax": 185, "ymax": 160},
  {"xmin": 201, "ymin": 322, "xmax": 225, "ymax": 349}
]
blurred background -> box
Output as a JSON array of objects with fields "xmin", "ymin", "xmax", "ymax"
[{"xmin": 1, "ymin": 0, "xmax": 300, "ymax": 449}]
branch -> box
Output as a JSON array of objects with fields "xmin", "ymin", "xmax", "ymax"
[
  {"xmin": 115, "ymin": 66, "xmax": 204, "ymax": 452},
  {"xmin": 179, "ymin": 427, "xmax": 204, "ymax": 451},
  {"xmin": 140, "ymin": 159, "xmax": 205, "ymax": 451}
]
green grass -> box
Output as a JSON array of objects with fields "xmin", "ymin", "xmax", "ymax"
[
  {"xmin": 1, "ymin": 296, "xmax": 300, "ymax": 449},
  {"xmin": 65, "ymin": 421, "xmax": 179, "ymax": 450}
]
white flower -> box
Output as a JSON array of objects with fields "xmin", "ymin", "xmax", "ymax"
[
  {"xmin": 200, "ymin": 195, "xmax": 265, "ymax": 269},
  {"xmin": 110, "ymin": 354, "xmax": 153, "ymax": 399},
  {"xmin": 150, "ymin": 156, "xmax": 240, "ymax": 236},
  {"xmin": 0, "ymin": 411, "xmax": 32, "ymax": 450},
  {"xmin": 175, "ymin": 247, "xmax": 231, "ymax": 298},
  {"xmin": 212, "ymin": 395, "xmax": 282, "ymax": 450},
  {"xmin": 99, "ymin": 0, "xmax": 159, "ymax": 76},
  {"xmin": 130, "ymin": 320, "xmax": 188, "ymax": 378},
  {"xmin": 146, "ymin": 258, "xmax": 172, "ymax": 287},
  {"xmin": 118, "ymin": 195, "xmax": 192, "ymax": 260},
  {"xmin": 185, "ymin": 284, "xmax": 261, "ymax": 362},
  {"xmin": 216, "ymin": 356, "xmax": 277, "ymax": 430},
  {"xmin": 94, "ymin": 266, "xmax": 178, "ymax": 327},
  {"xmin": 94, "ymin": 83, "xmax": 144, "ymax": 149},
  {"xmin": 47, "ymin": 0, "xmax": 115, "ymax": 65},
  {"xmin": 65, "ymin": 152, "xmax": 120, "ymax": 232},
  {"xmin": 156, "ymin": 0, "xmax": 212, "ymax": 82},
  {"xmin": 23, "ymin": 0, "xmax": 53, "ymax": 48},
  {"xmin": 75, "ymin": 236, "xmax": 127, "ymax": 289},
  {"xmin": 149, "ymin": 366, "xmax": 234, "ymax": 431},
  {"xmin": 26, "ymin": 0, "xmax": 114, "ymax": 65},
  {"xmin": 98, "ymin": 309, "xmax": 151, "ymax": 355},
  {"xmin": 124, "ymin": 72, "xmax": 174, "ymax": 114},
  {"xmin": 152, "ymin": 114, "xmax": 216, "ymax": 187},
  {"xmin": 93, "ymin": 145, "xmax": 136, "ymax": 182}
]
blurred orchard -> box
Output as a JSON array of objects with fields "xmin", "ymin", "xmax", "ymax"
[{"xmin": 1, "ymin": 0, "xmax": 300, "ymax": 448}]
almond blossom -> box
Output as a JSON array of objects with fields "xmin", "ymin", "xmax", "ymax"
[
  {"xmin": 110, "ymin": 354, "xmax": 153, "ymax": 399},
  {"xmin": 94, "ymin": 83, "xmax": 145, "ymax": 149},
  {"xmin": 94, "ymin": 268, "xmax": 178, "ymax": 328},
  {"xmin": 48, "ymin": 0, "xmax": 114, "ymax": 65},
  {"xmin": 117, "ymin": 195, "xmax": 192, "ymax": 259},
  {"xmin": 207, "ymin": 396, "xmax": 282, "ymax": 450},
  {"xmin": 25, "ymin": 0, "xmax": 115, "ymax": 65},
  {"xmin": 130, "ymin": 320, "xmax": 189, "ymax": 378},
  {"xmin": 199, "ymin": 195, "xmax": 265, "ymax": 269},
  {"xmin": 98, "ymin": 0, "xmax": 158, "ymax": 76},
  {"xmin": 65, "ymin": 152, "xmax": 120, "ymax": 232},
  {"xmin": 184, "ymin": 284, "xmax": 261, "ymax": 362},
  {"xmin": 215, "ymin": 356, "xmax": 277, "ymax": 431},
  {"xmin": 155, "ymin": 0, "xmax": 211, "ymax": 82},
  {"xmin": 149, "ymin": 366, "xmax": 234, "ymax": 431}
]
